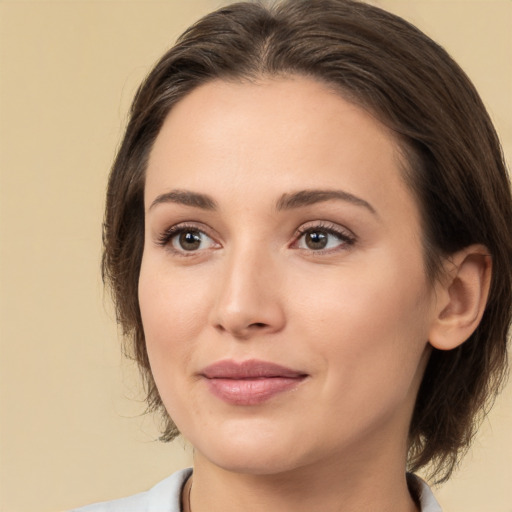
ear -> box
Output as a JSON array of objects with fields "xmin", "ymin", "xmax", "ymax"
[{"xmin": 429, "ymin": 245, "xmax": 492, "ymax": 351}]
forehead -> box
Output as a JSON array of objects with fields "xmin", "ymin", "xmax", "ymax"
[
  {"xmin": 146, "ymin": 76, "xmax": 418, "ymax": 223},
  {"xmin": 150, "ymin": 77, "xmax": 396, "ymax": 159}
]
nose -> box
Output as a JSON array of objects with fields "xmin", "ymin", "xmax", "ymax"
[{"xmin": 209, "ymin": 247, "xmax": 286, "ymax": 339}]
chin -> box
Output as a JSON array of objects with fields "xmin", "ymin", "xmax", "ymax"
[
  {"xmin": 189, "ymin": 420, "xmax": 313, "ymax": 476},
  {"xmin": 203, "ymin": 447, "xmax": 305, "ymax": 476}
]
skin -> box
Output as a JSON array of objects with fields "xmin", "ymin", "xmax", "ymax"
[{"xmin": 139, "ymin": 76, "xmax": 454, "ymax": 512}]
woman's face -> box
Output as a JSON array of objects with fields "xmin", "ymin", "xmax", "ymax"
[{"xmin": 139, "ymin": 77, "xmax": 438, "ymax": 475}]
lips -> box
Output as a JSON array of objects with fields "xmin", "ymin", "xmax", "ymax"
[{"xmin": 200, "ymin": 359, "xmax": 308, "ymax": 405}]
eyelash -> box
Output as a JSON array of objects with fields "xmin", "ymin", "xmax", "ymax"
[
  {"xmin": 292, "ymin": 222, "xmax": 356, "ymax": 253},
  {"xmin": 156, "ymin": 223, "xmax": 215, "ymax": 254},
  {"xmin": 156, "ymin": 221, "xmax": 356, "ymax": 256}
]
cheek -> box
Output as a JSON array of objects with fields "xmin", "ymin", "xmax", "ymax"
[
  {"xmin": 139, "ymin": 256, "xmax": 211, "ymax": 340},
  {"xmin": 138, "ymin": 263, "xmax": 214, "ymax": 430},
  {"xmin": 138, "ymin": 258, "xmax": 213, "ymax": 392},
  {"xmin": 293, "ymin": 254, "xmax": 432, "ymax": 390},
  {"xmin": 293, "ymin": 253, "xmax": 431, "ymax": 334},
  {"xmin": 312, "ymin": 285, "xmax": 429, "ymax": 440}
]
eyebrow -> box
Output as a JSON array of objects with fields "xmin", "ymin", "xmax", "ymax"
[
  {"xmin": 149, "ymin": 190, "xmax": 218, "ymax": 211},
  {"xmin": 148, "ymin": 188, "xmax": 376, "ymax": 215},
  {"xmin": 276, "ymin": 189, "xmax": 376, "ymax": 214}
]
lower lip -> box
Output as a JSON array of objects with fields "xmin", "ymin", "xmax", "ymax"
[{"xmin": 205, "ymin": 376, "xmax": 306, "ymax": 405}]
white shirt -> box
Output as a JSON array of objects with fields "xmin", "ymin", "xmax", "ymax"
[{"xmin": 71, "ymin": 468, "xmax": 442, "ymax": 512}]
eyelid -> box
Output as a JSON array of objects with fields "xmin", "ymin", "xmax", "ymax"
[
  {"xmin": 154, "ymin": 220, "xmax": 355, "ymax": 256},
  {"xmin": 291, "ymin": 221, "xmax": 356, "ymax": 252},
  {"xmin": 155, "ymin": 222, "xmax": 221, "ymax": 255}
]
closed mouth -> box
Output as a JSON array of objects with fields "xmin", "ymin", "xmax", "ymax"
[{"xmin": 200, "ymin": 359, "xmax": 308, "ymax": 405}]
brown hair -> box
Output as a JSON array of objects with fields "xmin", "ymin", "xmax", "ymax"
[{"xmin": 102, "ymin": 0, "xmax": 512, "ymax": 482}]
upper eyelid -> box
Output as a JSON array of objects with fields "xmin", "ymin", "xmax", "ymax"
[
  {"xmin": 155, "ymin": 222, "xmax": 219, "ymax": 247},
  {"xmin": 157, "ymin": 221, "xmax": 216, "ymax": 238},
  {"xmin": 291, "ymin": 222, "xmax": 357, "ymax": 252},
  {"xmin": 294, "ymin": 221, "xmax": 356, "ymax": 238},
  {"xmin": 154, "ymin": 219, "xmax": 356, "ymax": 246},
  {"xmin": 156, "ymin": 225, "xmax": 221, "ymax": 258}
]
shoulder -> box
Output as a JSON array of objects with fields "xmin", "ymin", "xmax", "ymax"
[{"xmin": 70, "ymin": 467, "xmax": 192, "ymax": 512}]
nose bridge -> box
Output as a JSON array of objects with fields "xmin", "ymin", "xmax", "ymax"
[{"xmin": 211, "ymin": 237, "xmax": 285, "ymax": 337}]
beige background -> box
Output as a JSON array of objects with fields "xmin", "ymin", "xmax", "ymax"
[{"xmin": 0, "ymin": 1, "xmax": 510, "ymax": 511}]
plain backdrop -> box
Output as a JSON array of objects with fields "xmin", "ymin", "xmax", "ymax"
[{"xmin": 0, "ymin": 1, "xmax": 510, "ymax": 511}]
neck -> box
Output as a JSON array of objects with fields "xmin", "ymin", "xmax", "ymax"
[{"xmin": 186, "ymin": 445, "xmax": 419, "ymax": 512}]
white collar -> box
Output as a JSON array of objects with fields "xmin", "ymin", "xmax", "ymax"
[{"xmin": 409, "ymin": 474, "xmax": 443, "ymax": 512}]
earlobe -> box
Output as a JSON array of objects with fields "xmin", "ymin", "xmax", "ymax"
[{"xmin": 429, "ymin": 245, "xmax": 492, "ymax": 351}]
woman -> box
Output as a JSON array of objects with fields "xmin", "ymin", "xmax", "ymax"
[{"xmin": 75, "ymin": 0, "xmax": 512, "ymax": 510}]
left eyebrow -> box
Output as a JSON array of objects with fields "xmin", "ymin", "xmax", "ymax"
[{"xmin": 276, "ymin": 189, "xmax": 377, "ymax": 215}]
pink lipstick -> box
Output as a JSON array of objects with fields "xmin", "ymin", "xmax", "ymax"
[{"xmin": 200, "ymin": 359, "xmax": 308, "ymax": 405}]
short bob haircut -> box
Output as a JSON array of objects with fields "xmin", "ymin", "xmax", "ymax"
[{"xmin": 102, "ymin": 0, "xmax": 512, "ymax": 483}]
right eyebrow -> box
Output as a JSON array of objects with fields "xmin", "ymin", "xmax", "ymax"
[{"xmin": 148, "ymin": 189, "xmax": 218, "ymax": 212}]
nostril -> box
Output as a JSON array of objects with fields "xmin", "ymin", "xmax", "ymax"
[{"xmin": 249, "ymin": 322, "xmax": 268, "ymax": 328}]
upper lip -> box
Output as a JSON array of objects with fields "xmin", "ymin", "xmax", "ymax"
[{"xmin": 200, "ymin": 359, "xmax": 307, "ymax": 379}]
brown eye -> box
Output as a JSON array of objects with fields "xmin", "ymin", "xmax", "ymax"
[
  {"xmin": 296, "ymin": 225, "xmax": 354, "ymax": 252},
  {"xmin": 304, "ymin": 230, "xmax": 328, "ymax": 250},
  {"xmin": 171, "ymin": 229, "xmax": 215, "ymax": 252},
  {"xmin": 178, "ymin": 230, "xmax": 202, "ymax": 250}
]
